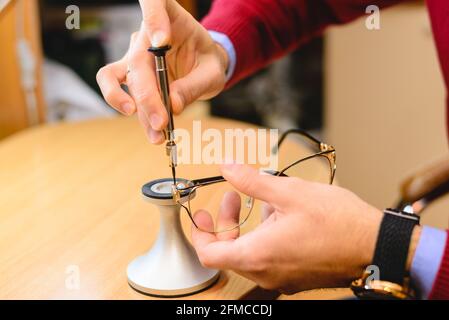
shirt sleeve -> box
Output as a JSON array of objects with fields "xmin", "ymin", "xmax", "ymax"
[
  {"xmin": 208, "ymin": 31, "xmax": 237, "ymax": 82},
  {"xmin": 410, "ymin": 226, "xmax": 447, "ymax": 299}
]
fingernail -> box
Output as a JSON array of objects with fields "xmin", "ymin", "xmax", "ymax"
[
  {"xmin": 150, "ymin": 114, "xmax": 163, "ymax": 130},
  {"xmin": 151, "ymin": 31, "xmax": 167, "ymax": 47},
  {"xmin": 149, "ymin": 129, "xmax": 163, "ymax": 144},
  {"xmin": 122, "ymin": 103, "xmax": 134, "ymax": 115}
]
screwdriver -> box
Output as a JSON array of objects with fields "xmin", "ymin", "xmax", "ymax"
[{"xmin": 148, "ymin": 45, "xmax": 177, "ymax": 187}]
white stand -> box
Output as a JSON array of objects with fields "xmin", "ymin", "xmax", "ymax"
[{"xmin": 127, "ymin": 178, "xmax": 220, "ymax": 297}]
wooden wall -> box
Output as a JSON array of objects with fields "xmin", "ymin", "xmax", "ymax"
[
  {"xmin": 0, "ymin": 0, "xmax": 45, "ymax": 139},
  {"xmin": 325, "ymin": 3, "xmax": 449, "ymax": 228}
]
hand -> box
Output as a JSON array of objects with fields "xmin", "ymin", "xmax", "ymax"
[
  {"xmin": 96, "ymin": 0, "xmax": 229, "ymax": 144},
  {"xmin": 192, "ymin": 164, "xmax": 421, "ymax": 294}
]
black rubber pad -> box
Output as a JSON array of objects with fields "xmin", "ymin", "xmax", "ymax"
[{"xmin": 142, "ymin": 178, "xmax": 191, "ymax": 200}]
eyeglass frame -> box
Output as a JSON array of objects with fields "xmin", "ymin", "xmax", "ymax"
[{"xmin": 172, "ymin": 128, "xmax": 337, "ymax": 233}]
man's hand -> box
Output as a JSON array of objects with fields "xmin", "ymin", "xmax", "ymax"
[
  {"xmin": 96, "ymin": 0, "xmax": 229, "ymax": 144},
  {"xmin": 192, "ymin": 164, "xmax": 421, "ymax": 294}
]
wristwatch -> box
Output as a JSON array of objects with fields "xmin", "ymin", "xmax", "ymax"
[{"xmin": 351, "ymin": 208, "xmax": 420, "ymax": 299}]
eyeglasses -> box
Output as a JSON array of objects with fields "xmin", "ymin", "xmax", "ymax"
[{"xmin": 172, "ymin": 129, "xmax": 336, "ymax": 233}]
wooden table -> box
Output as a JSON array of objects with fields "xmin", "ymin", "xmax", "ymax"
[{"xmin": 0, "ymin": 116, "xmax": 351, "ymax": 299}]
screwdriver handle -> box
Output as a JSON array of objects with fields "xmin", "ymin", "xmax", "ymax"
[{"xmin": 148, "ymin": 45, "xmax": 175, "ymax": 141}]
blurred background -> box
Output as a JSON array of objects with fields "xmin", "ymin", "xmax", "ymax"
[{"xmin": 1, "ymin": 0, "xmax": 448, "ymax": 228}]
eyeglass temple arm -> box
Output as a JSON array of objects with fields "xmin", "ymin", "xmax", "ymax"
[
  {"xmin": 397, "ymin": 156, "xmax": 449, "ymax": 214},
  {"xmin": 188, "ymin": 176, "xmax": 226, "ymax": 188},
  {"xmin": 273, "ymin": 129, "xmax": 324, "ymax": 155},
  {"xmin": 186, "ymin": 170, "xmax": 287, "ymax": 190},
  {"xmin": 278, "ymin": 129, "xmax": 321, "ymax": 146}
]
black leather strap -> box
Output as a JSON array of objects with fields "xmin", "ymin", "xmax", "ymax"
[{"xmin": 372, "ymin": 209, "xmax": 420, "ymax": 284}]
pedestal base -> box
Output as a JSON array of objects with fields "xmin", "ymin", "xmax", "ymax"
[
  {"xmin": 127, "ymin": 178, "xmax": 220, "ymax": 297},
  {"xmin": 127, "ymin": 254, "xmax": 220, "ymax": 297}
]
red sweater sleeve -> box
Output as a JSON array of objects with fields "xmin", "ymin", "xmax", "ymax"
[
  {"xmin": 429, "ymin": 230, "xmax": 449, "ymax": 299},
  {"xmin": 201, "ymin": 0, "xmax": 405, "ymax": 87}
]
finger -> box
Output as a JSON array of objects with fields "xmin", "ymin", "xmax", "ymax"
[
  {"xmin": 139, "ymin": 0, "xmax": 171, "ymax": 47},
  {"xmin": 170, "ymin": 56, "xmax": 225, "ymax": 114},
  {"xmin": 221, "ymin": 164, "xmax": 286, "ymax": 204},
  {"xmin": 216, "ymin": 191, "xmax": 241, "ymax": 241},
  {"xmin": 191, "ymin": 212, "xmax": 244, "ymax": 270},
  {"xmin": 135, "ymin": 104, "xmax": 165, "ymax": 145},
  {"xmin": 127, "ymin": 27, "xmax": 168, "ymax": 133},
  {"xmin": 192, "ymin": 209, "xmax": 216, "ymax": 232},
  {"xmin": 96, "ymin": 60, "xmax": 136, "ymax": 115}
]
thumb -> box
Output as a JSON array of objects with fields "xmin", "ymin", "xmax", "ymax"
[
  {"xmin": 170, "ymin": 59, "xmax": 225, "ymax": 114},
  {"xmin": 139, "ymin": 0, "xmax": 171, "ymax": 47},
  {"xmin": 220, "ymin": 163, "xmax": 284, "ymax": 204}
]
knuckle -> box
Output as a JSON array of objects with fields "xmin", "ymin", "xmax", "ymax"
[
  {"xmin": 96, "ymin": 66, "xmax": 108, "ymax": 83},
  {"xmin": 132, "ymin": 90, "xmax": 152, "ymax": 105},
  {"xmin": 175, "ymin": 81, "xmax": 194, "ymax": 105},
  {"xmin": 241, "ymin": 244, "xmax": 267, "ymax": 273},
  {"xmin": 212, "ymin": 59, "xmax": 226, "ymax": 82},
  {"xmin": 251, "ymin": 254, "xmax": 269, "ymax": 273},
  {"xmin": 239, "ymin": 174, "xmax": 254, "ymax": 193},
  {"xmin": 209, "ymin": 73, "xmax": 225, "ymax": 95},
  {"xmin": 103, "ymin": 89, "xmax": 116, "ymax": 104},
  {"xmin": 171, "ymin": 91, "xmax": 185, "ymax": 114},
  {"xmin": 181, "ymin": 88, "xmax": 193, "ymax": 106}
]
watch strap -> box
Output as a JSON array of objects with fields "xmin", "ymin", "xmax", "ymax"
[{"xmin": 372, "ymin": 209, "xmax": 420, "ymax": 284}]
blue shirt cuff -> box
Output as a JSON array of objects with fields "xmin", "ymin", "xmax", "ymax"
[
  {"xmin": 208, "ymin": 31, "xmax": 237, "ymax": 82},
  {"xmin": 410, "ymin": 226, "xmax": 447, "ymax": 299}
]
